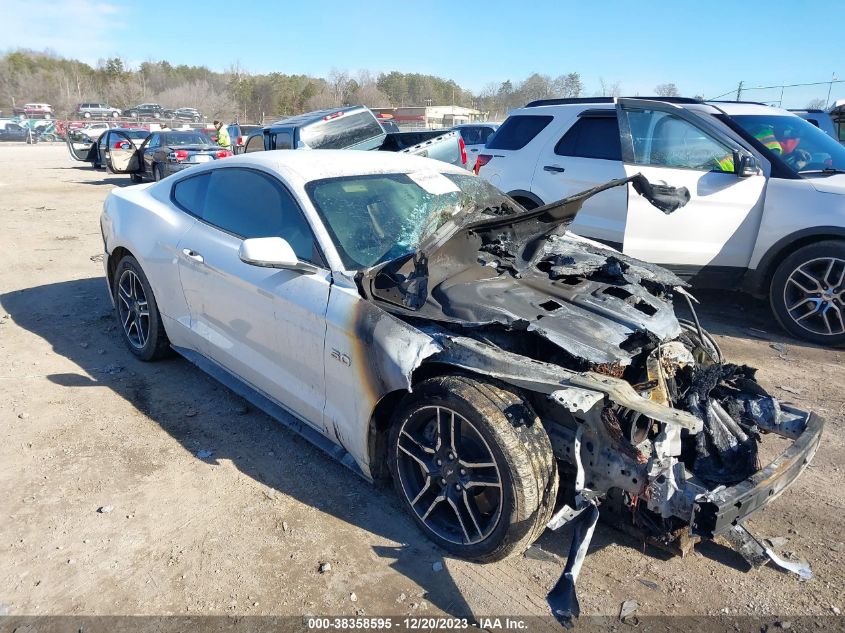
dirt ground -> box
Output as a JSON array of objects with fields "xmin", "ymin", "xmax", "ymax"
[{"xmin": 1, "ymin": 143, "xmax": 843, "ymax": 628}]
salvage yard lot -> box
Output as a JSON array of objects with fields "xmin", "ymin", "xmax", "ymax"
[{"xmin": 1, "ymin": 143, "xmax": 844, "ymax": 622}]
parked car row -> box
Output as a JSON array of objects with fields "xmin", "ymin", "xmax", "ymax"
[
  {"xmin": 474, "ymin": 97, "xmax": 845, "ymax": 347},
  {"xmin": 68, "ymin": 128, "xmax": 232, "ymax": 181},
  {"xmin": 9, "ymin": 101, "xmax": 207, "ymax": 121}
]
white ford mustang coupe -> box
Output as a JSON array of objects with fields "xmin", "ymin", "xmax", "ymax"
[{"xmin": 101, "ymin": 150, "xmax": 821, "ymax": 621}]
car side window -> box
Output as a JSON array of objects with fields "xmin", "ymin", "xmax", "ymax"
[
  {"xmin": 627, "ymin": 110, "xmax": 733, "ymax": 172},
  {"xmin": 273, "ymin": 132, "xmax": 292, "ymax": 150},
  {"xmin": 147, "ymin": 134, "xmax": 160, "ymax": 149},
  {"xmin": 486, "ymin": 115, "xmax": 553, "ymax": 150},
  {"xmin": 172, "ymin": 173, "xmax": 210, "ymax": 217},
  {"xmin": 459, "ymin": 127, "xmax": 483, "ymax": 145},
  {"xmin": 200, "ymin": 168, "xmax": 321, "ymax": 263},
  {"xmin": 554, "ymin": 116, "xmax": 622, "ymax": 161},
  {"xmin": 244, "ymin": 134, "xmax": 265, "ymax": 153}
]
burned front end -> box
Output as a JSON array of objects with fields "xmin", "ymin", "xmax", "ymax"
[{"xmin": 358, "ymin": 175, "xmax": 823, "ymax": 622}]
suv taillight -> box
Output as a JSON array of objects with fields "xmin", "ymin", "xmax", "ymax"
[
  {"xmin": 474, "ymin": 154, "xmax": 493, "ymax": 175},
  {"xmin": 458, "ymin": 137, "xmax": 467, "ymax": 166},
  {"xmin": 169, "ymin": 149, "xmax": 189, "ymax": 162}
]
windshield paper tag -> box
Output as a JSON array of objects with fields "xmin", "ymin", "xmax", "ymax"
[{"xmin": 408, "ymin": 170, "xmax": 460, "ymax": 195}]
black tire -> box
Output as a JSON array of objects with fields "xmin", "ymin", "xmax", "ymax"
[
  {"xmin": 130, "ymin": 173, "xmax": 143, "ymax": 183},
  {"xmin": 388, "ymin": 375, "xmax": 558, "ymax": 563},
  {"xmin": 112, "ymin": 255, "xmax": 172, "ymax": 361},
  {"xmin": 153, "ymin": 164, "xmax": 163, "ymax": 182},
  {"xmin": 512, "ymin": 196, "xmax": 539, "ymax": 211},
  {"xmin": 770, "ymin": 240, "xmax": 845, "ymax": 346}
]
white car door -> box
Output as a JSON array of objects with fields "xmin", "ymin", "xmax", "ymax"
[
  {"xmin": 173, "ymin": 167, "xmax": 331, "ymax": 431},
  {"xmin": 531, "ymin": 111, "xmax": 629, "ymax": 247},
  {"xmin": 615, "ymin": 98, "xmax": 767, "ymax": 271}
]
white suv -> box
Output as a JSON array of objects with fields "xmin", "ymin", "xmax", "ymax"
[{"xmin": 477, "ymin": 97, "xmax": 845, "ymax": 346}]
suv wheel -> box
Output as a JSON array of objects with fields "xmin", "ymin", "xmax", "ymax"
[
  {"xmin": 112, "ymin": 255, "xmax": 172, "ymax": 361},
  {"xmin": 388, "ymin": 375, "xmax": 558, "ymax": 562},
  {"xmin": 770, "ymin": 240, "xmax": 845, "ymax": 346}
]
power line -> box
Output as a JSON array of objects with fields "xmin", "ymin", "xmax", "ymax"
[{"xmin": 708, "ymin": 78, "xmax": 843, "ymax": 101}]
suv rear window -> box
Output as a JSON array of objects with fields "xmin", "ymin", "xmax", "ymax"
[
  {"xmin": 300, "ymin": 110, "xmax": 383, "ymax": 149},
  {"xmin": 487, "ymin": 115, "xmax": 553, "ymax": 150},
  {"xmin": 555, "ymin": 116, "xmax": 622, "ymax": 161}
]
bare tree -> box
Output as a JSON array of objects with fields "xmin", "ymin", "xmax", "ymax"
[
  {"xmin": 597, "ymin": 78, "xmax": 622, "ymax": 97},
  {"xmin": 806, "ymin": 98, "xmax": 827, "ymax": 110},
  {"xmin": 552, "ymin": 73, "xmax": 583, "ymax": 98},
  {"xmin": 655, "ymin": 83, "xmax": 680, "ymax": 97},
  {"xmin": 327, "ymin": 68, "xmax": 352, "ymax": 107},
  {"xmin": 350, "ymin": 82, "xmax": 391, "ymax": 107}
]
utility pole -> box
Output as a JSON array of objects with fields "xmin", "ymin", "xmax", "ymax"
[
  {"xmin": 735, "ymin": 81, "xmax": 744, "ymax": 101},
  {"xmin": 826, "ymin": 73, "xmax": 837, "ymax": 109}
]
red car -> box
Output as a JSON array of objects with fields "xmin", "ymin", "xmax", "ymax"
[{"xmin": 13, "ymin": 103, "xmax": 54, "ymax": 119}]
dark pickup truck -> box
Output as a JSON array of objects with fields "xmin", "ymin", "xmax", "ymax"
[{"xmin": 242, "ymin": 106, "xmax": 468, "ymax": 169}]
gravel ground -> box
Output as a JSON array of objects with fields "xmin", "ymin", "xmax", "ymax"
[{"xmin": 0, "ymin": 143, "xmax": 843, "ymax": 628}]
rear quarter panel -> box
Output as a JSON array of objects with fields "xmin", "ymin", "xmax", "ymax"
[{"xmin": 102, "ymin": 183, "xmax": 197, "ymax": 346}]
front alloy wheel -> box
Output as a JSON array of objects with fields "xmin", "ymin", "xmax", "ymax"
[
  {"xmin": 771, "ymin": 240, "xmax": 845, "ymax": 346},
  {"xmin": 395, "ymin": 405, "xmax": 503, "ymax": 546},
  {"xmin": 389, "ymin": 375, "xmax": 558, "ymax": 562}
]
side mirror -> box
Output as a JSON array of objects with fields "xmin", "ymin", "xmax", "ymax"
[
  {"xmin": 238, "ymin": 237, "xmax": 317, "ymax": 273},
  {"xmin": 734, "ymin": 151, "xmax": 761, "ymax": 177}
]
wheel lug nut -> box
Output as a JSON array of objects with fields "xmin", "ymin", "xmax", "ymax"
[
  {"xmin": 447, "ymin": 452, "xmax": 454, "ymax": 460},
  {"xmin": 436, "ymin": 459, "xmax": 442, "ymax": 466},
  {"xmin": 460, "ymin": 469, "xmax": 466, "ymax": 475},
  {"xmin": 440, "ymin": 478, "xmax": 446, "ymax": 485},
  {"xmin": 455, "ymin": 483, "xmax": 462, "ymax": 490}
]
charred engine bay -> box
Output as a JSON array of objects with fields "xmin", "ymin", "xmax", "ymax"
[{"xmin": 361, "ymin": 176, "xmax": 773, "ymax": 487}]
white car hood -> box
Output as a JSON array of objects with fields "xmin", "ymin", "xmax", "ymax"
[{"xmin": 807, "ymin": 173, "xmax": 845, "ymax": 195}]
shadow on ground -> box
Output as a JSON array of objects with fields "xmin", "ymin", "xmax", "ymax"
[{"xmin": 2, "ymin": 277, "xmax": 778, "ymax": 617}]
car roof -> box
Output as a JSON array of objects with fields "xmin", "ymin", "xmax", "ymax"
[
  {"xmin": 510, "ymin": 99, "xmax": 796, "ymax": 118},
  {"xmin": 270, "ymin": 105, "xmax": 369, "ymax": 128},
  {"xmin": 187, "ymin": 149, "xmax": 468, "ymax": 186}
]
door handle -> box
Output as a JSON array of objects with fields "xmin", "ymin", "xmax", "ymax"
[
  {"xmin": 543, "ymin": 165, "xmax": 566, "ymax": 173},
  {"xmin": 182, "ymin": 248, "xmax": 204, "ymax": 263}
]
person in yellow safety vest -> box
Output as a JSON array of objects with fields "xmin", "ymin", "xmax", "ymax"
[
  {"xmin": 713, "ymin": 124, "xmax": 783, "ymax": 172},
  {"xmin": 213, "ymin": 120, "xmax": 231, "ymax": 149}
]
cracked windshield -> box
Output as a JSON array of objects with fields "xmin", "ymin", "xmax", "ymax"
[{"xmin": 306, "ymin": 171, "xmax": 517, "ymax": 269}]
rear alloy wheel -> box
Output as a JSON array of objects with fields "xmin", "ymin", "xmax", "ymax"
[
  {"xmin": 153, "ymin": 164, "xmax": 163, "ymax": 182},
  {"xmin": 770, "ymin": 240, "xmax": 845, "ymax": 346},
  {"xmin": 113, "ymin": 255, "xmax": 172, "ymax": 361},
  {"xmin": 389, "ymin": 375, "xmax": 558, "ymax": 562}
]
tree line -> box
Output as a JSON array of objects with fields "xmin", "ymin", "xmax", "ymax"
[{"xmin": 0, "ymin": 50, "xmax": 682, "ymax": 123}]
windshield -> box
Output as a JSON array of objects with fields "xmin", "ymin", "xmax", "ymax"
[
  {"xmin": 300, "ymin": 111, "xmax": 384, "ymax": 149},
  {"xmin": 730, "ymin": 114, "xmax": 845, "ymax": 174},
  {"xmin": 162, "ymin": 132, "xmax": 211, "ymax": 146},
  {"xmin": 306, "ymin": 171, "xmax": 519, "ymax": 269}
]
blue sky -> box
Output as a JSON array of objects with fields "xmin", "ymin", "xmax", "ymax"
[{"xmin": 2, "ymin": 0, "xmax": 842, "ymax": 108}]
